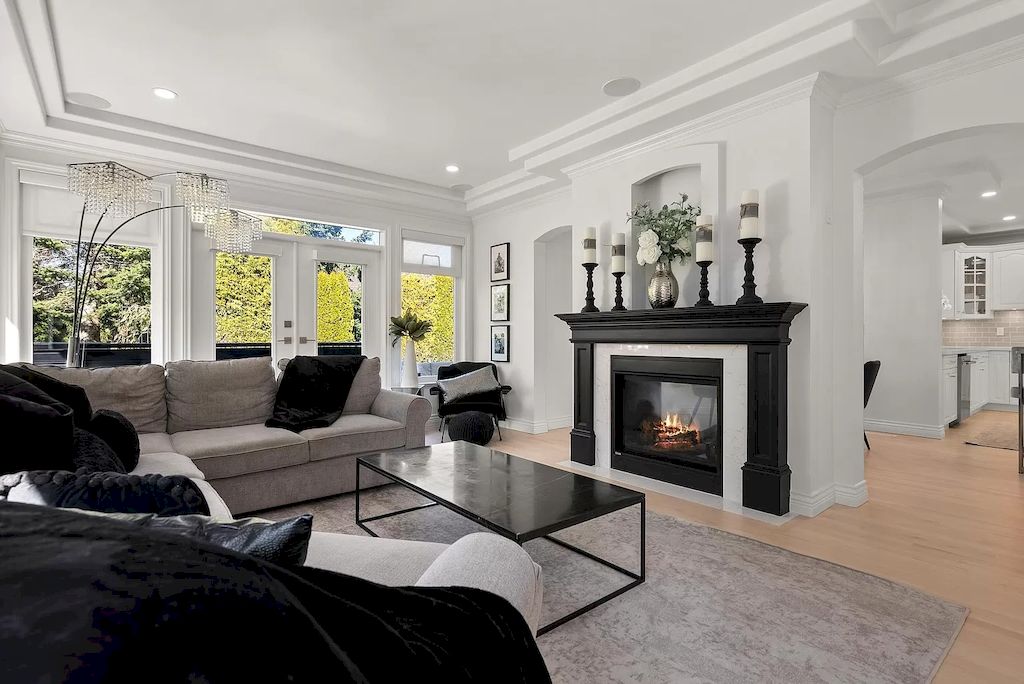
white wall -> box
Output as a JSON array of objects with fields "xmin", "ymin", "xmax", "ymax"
[
  {"xmin": 535, "ymin": 226, "xmax": 572, "ymax": 429},
  {"xmin": 470, "ymin": 191, "xmax": 572, "ymax": 433},
  {"xmin": 863, "ymin": 192, "xmax": 944, "ymax": 436}
]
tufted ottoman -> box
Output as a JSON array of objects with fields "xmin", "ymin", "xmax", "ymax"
[{"xmin": 446, "ymin": 411, "xmax": 495, "ymax": 445}]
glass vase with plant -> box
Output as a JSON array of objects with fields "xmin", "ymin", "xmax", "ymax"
[
  {"xmin": 389, "ymin": 310, "xmax": 433, "ymax": 386},
  {"xmin": 627, "ymin": 194, "xmax": 702, "ymax": 308}
]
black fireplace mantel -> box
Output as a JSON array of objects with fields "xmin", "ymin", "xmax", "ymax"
[{"xmin": 556, "ymin": 302, "xmax": 807, "ymax": 516}]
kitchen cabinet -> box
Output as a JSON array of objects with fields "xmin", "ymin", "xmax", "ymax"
[
  {"xmin": 956, "ymin": 251, "xmax": 993, "ymax": 319},
  {"xmin": 943, "ymin": 355, "xmax": 957, "ymax": 425},
  {"xmin": 992, "ymin": 249, "xmax": 1024, "ymax": 310},
  {"xmin": 941, "ymin": 248, "xmax": 957, "ymax": 320},
  {"xmin": 990, "ymin": 350, "xmax": 1012, "ymax": 404},
  {"xmin": 970, "ymin": 352, "xmax": 989, "ymax": 411}
]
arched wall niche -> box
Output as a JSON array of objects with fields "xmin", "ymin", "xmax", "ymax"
[{"xmin": 533, "ymin": 225, "xmax": 573, "ymax": 429}]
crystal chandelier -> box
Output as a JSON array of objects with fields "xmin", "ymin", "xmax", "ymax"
[
  {"xmin": 67, "ymin": 162, "xmax": 152, "ymax": 218},
  {"xmin": 207, "ymin": 209, "xmax": 263, "ymax": 253},
  {"xmin": 175, "ymin": 172, "xmax": 230, "ymax": 223}
]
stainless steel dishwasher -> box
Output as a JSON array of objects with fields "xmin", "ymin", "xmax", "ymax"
[{"xmin": 954, "ymin": 353, "xmax": 973, "ymax": 426}]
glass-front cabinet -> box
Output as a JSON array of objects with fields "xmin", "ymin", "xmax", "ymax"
[{"xmin": 957, "ymin": 251, "xmax": 993, "ymax": 319}]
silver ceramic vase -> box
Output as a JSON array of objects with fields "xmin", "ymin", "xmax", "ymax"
[{"xmin": 647, "ymin": 260, "xmax": 678, "ymax": 308}]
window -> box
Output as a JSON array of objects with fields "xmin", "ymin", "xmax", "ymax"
[
  {"xmin": 257, "ymin": 213, "xmax": 380, "ymax": 245},
  {"xmin": 400, "ymin": 233, "xmax": 462, "ymax": 378},
  {"xmin": 215, "ymin": 252, "xmax": 272, "ymax": 359},
  {"xmin": 317, "ymin": 260, "xmax": 363, "ymax": 355},
  {"xmin": 32, "ymin": 237, "xmax": 152, "ymax": 367}
]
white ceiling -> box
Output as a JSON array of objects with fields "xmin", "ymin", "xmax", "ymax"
[
  {"xmin": 46, "ymin": 0, "xmax": 827, "ymax": 188},
  {"xmin": 864, "ymin": 128, "xmax": 1024, "ymax": 241}
]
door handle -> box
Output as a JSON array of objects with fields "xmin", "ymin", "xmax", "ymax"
[
  {"xmin": 276, "ymin": 337, "xmax": 293, "ymax": 344},
  {"xmin": 299, "ymin": 336, "xmax": 317, "ymax": 344}
]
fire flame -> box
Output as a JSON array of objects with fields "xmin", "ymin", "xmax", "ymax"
[{"xmin": 640, "ymin": 412, "xmax": 702, "ymax": 450}]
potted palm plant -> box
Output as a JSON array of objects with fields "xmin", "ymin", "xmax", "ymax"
[{"xmin": 390, "ymin": 310, "xmax": 433, "ymax": 387}]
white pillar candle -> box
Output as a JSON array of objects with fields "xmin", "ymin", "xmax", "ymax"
[
  {"xmin": 694, "ymin": 215, "xmax": 714, "ymax": 263},
  {"xmin": 582, "ymin": 226, "xmax": 597, "ymax": 264},
  {"xmin": 739, "ymin": 190, "xmax": 760, "ymax": 240},
  {"xmin": 611, "ymin": 232, "xmax": 626, "ymax": 273}
]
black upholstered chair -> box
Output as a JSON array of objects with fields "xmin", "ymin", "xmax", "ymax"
[
  {"xmin": 429, "ymin": 362, "xmax": 512, "ymax": 441},
  {"xmin": 864, "ymin": 360, "xmax": 881, "ymax": 450}
]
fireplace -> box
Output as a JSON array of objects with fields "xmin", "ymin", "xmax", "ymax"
[{"xmin": 611, "ymin": 356, "xmax": 723, "ymax": 495}]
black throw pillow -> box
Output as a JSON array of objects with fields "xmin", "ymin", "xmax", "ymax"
[
  {"xmin": 0, "ymin": 370, "xmax": 75, "ymax": 474},
  {"xmin": 93, "ymin": 512, "xmax": 313, "ymax": 566},
  {"xmin": 1, "ymin": 470, "xmax": 209, "ymax": 516},
  {"xmin": 72, "ymin": 428, "xmax": 126, "ymax": 474},
  {"xmin": 0, "ymin": 364, "xmax": 92, "ymax": 428},
  {"xmin": 266, "ymin": 355, "xmax": 365, "ymax": 432},
  {"xmin": 88, "ymin": 409, "xmax": 140, "ymax": 471}
]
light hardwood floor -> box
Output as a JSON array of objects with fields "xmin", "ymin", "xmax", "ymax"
[{"xmin": 460, "ymin": 411, "xmax": 1024, "ymax": 682}]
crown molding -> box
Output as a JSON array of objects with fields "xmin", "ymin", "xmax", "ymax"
[
  {"xmin": 863, "ymin": 180, "xmax": 949, "ymax": 203},
  {"xmin": 560, "ymin": 74, "xmax": 823, "ymax": 180},
  {"xmin": 0, "ymin": 129, "xmax": 473, "ymax": 225},
  {"xmin": 841, "ymin": 30, "xmax": 1024, "ymax": 108},
  {"xmin": 469, "ymin": 186, "xmax": 570, "ymax": 222}
]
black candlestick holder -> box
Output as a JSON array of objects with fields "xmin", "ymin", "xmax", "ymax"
[
  {"xmin": 735, "ymin": 237, "xmax": 763, "ymax": 305},
  {"xmin": 611, "ymin": 272, "xmax": 626, "ymax": 311},
  {"xmin": 695, "ymin": 261, "xmax": 713, "ymax": 307},
  {"xmin": 581, "ymin": 263, "xmax": 600, "ymax": 312}
]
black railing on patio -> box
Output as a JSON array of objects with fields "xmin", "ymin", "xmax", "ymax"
[{"xmin": 32, "ymin": 341, "xmax": 362, "ymax": 368}]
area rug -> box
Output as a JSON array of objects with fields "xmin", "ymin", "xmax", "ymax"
[
  {"xmin": 964, "ymin": 421, "xmax": 1020, "ymax": 451},
  {"xmin": 262, "ymin": 486, "xmax": 967, "ymax": 683}
]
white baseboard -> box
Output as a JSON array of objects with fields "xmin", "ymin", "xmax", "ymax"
[
  {"xmin": 983, "ymin": 402, "xmax": 1018, "ymax": 413},
  {"xmin": 835, "ymin": 480, "xmax": 868, "ymax": 507},
  {"xmin": 789, "ymin": 485, "xmax": 836, "ymax": 517},
  {"xmin": 864, "ymin": 419, "xmax": 945, "ymax": 440},
  {"xmin": 499, "ymin": 416, "xmax": 572, "ymax": 434}
]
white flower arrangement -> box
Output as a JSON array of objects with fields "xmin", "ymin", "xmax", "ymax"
[{"xmin": 627, "ymin": 194, "xmax": 702, "ymax": 267}]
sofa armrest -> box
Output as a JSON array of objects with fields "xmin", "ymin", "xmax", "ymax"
[
  {"xmin": 415, "ymin": 532, "xmax": 544, "ymax": 634},
  {"xmin": 370, "ymin": 389, "xmax": 431, "ymax": 448}
]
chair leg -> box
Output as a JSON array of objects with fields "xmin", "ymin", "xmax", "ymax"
[
  {"xmin": 864, "ymin": 431, "xmax": 870, "ymax": 450},
  {"xmin": 440, "ymin": 418, "xmax": 447, "ymax": 442},
  {"xmin": 494, "ymin": 416, "xmax": 503, "ymax": 441}
]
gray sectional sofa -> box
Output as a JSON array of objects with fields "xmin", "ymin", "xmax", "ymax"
[
  {"xmin": 27, "ymin": 356, "xmax": 544, "ymax": 631},
  {"xmin": 36, "ymin": 356, "xmax": 430, "ymax": 514}
]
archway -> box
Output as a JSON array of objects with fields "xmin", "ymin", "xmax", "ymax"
[{"xmin": 533, "ymin": 225, "xmax": 573, "ymax": 431}]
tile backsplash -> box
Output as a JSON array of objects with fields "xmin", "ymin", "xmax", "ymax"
[{"xmin": 943, "ymin": 310, "xmax": 1024, "ymax": 347}]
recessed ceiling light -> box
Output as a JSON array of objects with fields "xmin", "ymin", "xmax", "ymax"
[
  {"xmin": 1003, "ymin": 215, "xmax": 1017, "ymax": 221},
  {"xmin": 602, "ymin": 77, "xmax": 641, "ymax": 97},
  {"xmin": 981, "ymin": 190, "xmax": 998, "ymax": 198},
  {"xmin": 152, "ymin": 87, "xmax": 178, "ymax": 100},
  {"xmin": 445, "ymin": 164, "xmax": 460, "ymax": 174}
]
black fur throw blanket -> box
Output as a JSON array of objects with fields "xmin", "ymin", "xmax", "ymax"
[
  {"xmin": 0, "ymin": 502, "xmax": 550, "ymax": 683},
  {"xmin": 267, "ymin": 355, "xmax": 366, "ymax": 432}
]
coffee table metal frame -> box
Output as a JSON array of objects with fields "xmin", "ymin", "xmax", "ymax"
[{"xmin": 355, "ymin": 456, "xmax": 645, "ymax": 636}]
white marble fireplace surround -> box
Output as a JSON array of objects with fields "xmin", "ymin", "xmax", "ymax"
[{"xmin": 563, "ymin": 342, "xmax": 796, "ymax": 525}]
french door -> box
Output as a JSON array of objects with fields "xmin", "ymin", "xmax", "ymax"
[{"xmin": 293, "ymin": 243, "xmax": 381, "ymax": 361}]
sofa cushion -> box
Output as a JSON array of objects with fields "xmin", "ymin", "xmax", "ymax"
[
  {"xmin": 133, "ymin": 452, "xmax": 206, "ymax": 480},
  {"xmin": 32, "ymin": 364, "xmax": 167, "ymax": 433},
  {"xmin": 2, "ymin": 470, "xmax": 209, "ymax": 516},
  {"xmin": 300, "ymin": 414, "xmax": 406, "ymax": 461},
  {"xmin": 304, "ymin": 531, "xmax": 447, "ymax": 585},
  {"xmin": 2, "ymin": 363, "xmax": 93, "ymax": 428},
  {"xmin": 170, "ymin": 424, "xmax": 309, "ymax": 479},
  {"xmin": 138, "ymin": 432, "xmax": 174, "ymax": 455},
  {"xmin": 165, "ymin": 358, "xmax": 277, "ymax": 433},
  {"xmin": 88, "ymin": 409, "xmax": 140, "ymax": 471},
  {"xmin": 0, "ymin": 370, "xmax": 76, "ymax": 474}
]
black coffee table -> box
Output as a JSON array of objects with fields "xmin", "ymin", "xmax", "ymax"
[{"xmin": 355, "ymin": 441, "xmax": 645, "ymax": 635}]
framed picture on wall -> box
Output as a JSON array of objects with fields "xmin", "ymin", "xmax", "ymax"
[
  {"xmin": 490, "ymin": 284, "xmax": 510, "ymax": 321},
  {"xmin": 490, "ymin": 242, "xmax": 510, "ymax": 282},
  {"xmin": 490, "ymin": 325, "xmax": 510, "ymax": 362}
]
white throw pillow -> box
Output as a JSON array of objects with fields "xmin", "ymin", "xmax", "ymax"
[{"xmin": 439, "ymin": 367, "xmax": 500, "ymax": 403}]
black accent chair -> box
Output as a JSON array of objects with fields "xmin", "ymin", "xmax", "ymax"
[
  {"xmin": 429, "ymin": 362, "xmax": 512, "ymax": 441},
  {"xmin": 864, "ymin": 360, "xmax": 881, "ymax": 450}
]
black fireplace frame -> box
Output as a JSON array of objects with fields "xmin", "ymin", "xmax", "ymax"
[
  {"xmin": 611, "ymin": 355, "xmax": 724, "ymax": 495},
  {"xmin": 556, "ymin": 302, "xmax": 807, "ymax": 516}
]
